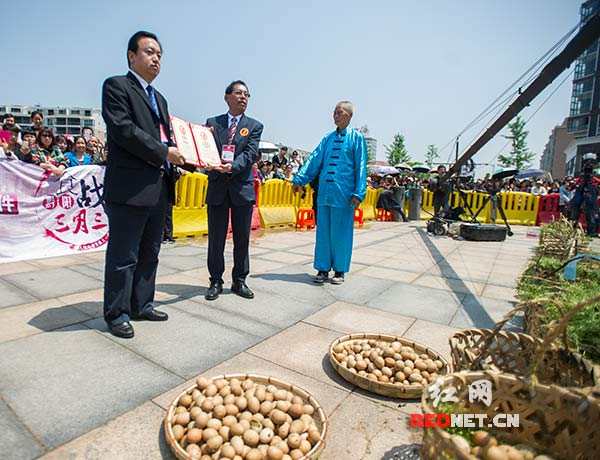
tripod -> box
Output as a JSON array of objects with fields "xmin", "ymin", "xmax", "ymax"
[{"xmin": 454, "ymin": 187, "xmax": 514, "ymax": 237}]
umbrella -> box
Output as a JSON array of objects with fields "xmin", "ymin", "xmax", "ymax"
[
  {"xmin": 367, "ymin": 160, "xmax": 390, "ymax": 166},
  {"xmin": 515, "ymin": 168, "xmax": 548, "ymax": 180},
  {"xmin": 411, "ymin": 164, "xmax": 430, "ymax": 173},
  {"xmin": 394, "ymin": 163, "xmax": 412, "ymax": 171},
  {"xmin": 373, "ymin": 166, "xmax": 400, "ymax": 176},
  {"xmin": 492, "ymin": 168, "xmax": 518, "ymax": 180}
]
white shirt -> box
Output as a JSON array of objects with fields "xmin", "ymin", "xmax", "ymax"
[
  {"xmin": 130, "ymin": 69, "xmax": 152, "ymax": 91},
  {"xmin": 228, "ymin": 113, "xmax": 240, "ymax": 128}
]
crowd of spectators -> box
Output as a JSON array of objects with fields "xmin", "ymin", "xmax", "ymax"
[
  {"xmin": 0, "ymin": 111, "xmax": 108, "ymax": 177},
  {"xmin": 252, "ymin": 146, "xmax": 303, "ymax": 184}
]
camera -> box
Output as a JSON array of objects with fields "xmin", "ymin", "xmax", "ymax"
[{"xmin": 581, "ymin": 153, "xmax": 598, "ymax": 182}]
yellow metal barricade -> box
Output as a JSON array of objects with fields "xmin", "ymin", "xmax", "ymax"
[
  {"xmin": 420, "ymin": 189, "xmax": 434, "ymax": 219},
  {"xmin": 448, "ymin": 190, "xmax": 491, "ymax": 223},
  {"xmin": 257, "ymin": 179, "xmax": 297, "ymax": 228},
  {"xmin": 499, "ymin": 191, "xmax": 540, "ymax": 225},
  {"xmin": 360, "ymin": 187, "xmax": 380, "ymax": 221},
  {"xmin": 172, "ymin": 172, "xmax": 209, "ymax": 238},
  {"xmin": 293, "ymin": 184, "xmax": 314, "ymax": 211}
]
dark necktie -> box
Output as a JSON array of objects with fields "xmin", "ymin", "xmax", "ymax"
[
  {"xmin": 228, "ymin": 116, "xmax": 238, "ymax": 144},
  {"xmin": 146, "ymin": 85, "xmax": 171, "ymax": 175}
]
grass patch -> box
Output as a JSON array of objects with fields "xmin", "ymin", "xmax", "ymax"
[{"xmin": 517, "ymin": 244, "xmax": 600, "ymax": 364}]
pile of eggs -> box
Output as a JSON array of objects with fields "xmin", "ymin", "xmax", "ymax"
[
  {"xmin": 332, "ymin": 339, "xmax": 445, "ymax": 386},
  {"xmin": 168, "ymin": 376, "xmax": 324, "ymax": 460}
]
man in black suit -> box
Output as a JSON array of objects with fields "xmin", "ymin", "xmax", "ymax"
[
  {"xmin": 204, "ymin": 80, "xmax": 263, "ymax": 301},
  {"xmin": 101, "ymin": 31, "xmax": 186, "ymax": 338}
]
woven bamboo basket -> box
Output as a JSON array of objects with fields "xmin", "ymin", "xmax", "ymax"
[
  {"xmin": 328, "ymin": 333, "xmax": 451, "ymax": 399},
  {"xmin": 450, "ymin": 302, "xmax": 600, "ymax": 389},
  {"xmin": 164, "ymin": 374, "xmax": 329, "ymax": 460},
  {"xmin": 537, "ymin": 216, "xmax": 588, "ymax": 261},
  {"xmin": 420, "ymin": 370, "xmax": 600, "ymax": 460}
]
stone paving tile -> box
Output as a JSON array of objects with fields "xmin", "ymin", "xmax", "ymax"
[
  {"xmin": 169, "ymin": 298, "xmax": 279, "ymax": 338},
  {"xmin": 155, "ymin": 272, "xmax": 202, "ymax": 297},
  {"xmin": 161, "ymin": 244, "xmax": 206, "ymax": 257},
  {"xmin": 247, "ymin": 322, "xmax": 353, "ymax": 391},
  {"xmin": 320, "ymin": 393, "xmax": 422, "ymax": 460},
  {"xmin": 25, "ymin": 253, "xmax": 98, "ymax": 269},
  {"xmin": 411, "ymin": 274, "xmax": 486, "ymax": 296},
  {"xmin": 0, "ymin": 324, "xmax": 182, "ymax": 450},
  {"xmin": 58, "ymin": 289, "xmax": 104, "ymax": 318},
  {"xmin": 38, "ymin": 401, "xmax": 175, "ymax": 460},
  {"xmin": 156, "ymin": 253, "xmax": 206, "ymax": 271},
  {"xmin": 0, "ymin": 398, "xmax": 45, "ymax": 460},
  {"xmin": 254, "ymin": 250, "xmax": 313, "ymax": 264},
  {"xmin": 0, "ymin": 299, "xmax": 91, "ymax": 344},
  {"xmin": 153, "ymin": 352, "xmax": 350, "ymax": 418},
  {"xmin": 322, "ymin": 275, "xmax": 396, "ymax": 306},
  {"xmin": 0, "ymin": 260, "xmax": 38, "ymax": 276},
  {"xmin": 359, "ymin": 266, "xmax": 421, "ymax": 284},
  {"xmin": 481, "ymin": 284, "xmax": 517, "ymax": 301},
  {"xmin": 0, "ymin": 278, "xmax": 39, "ymax": 308},
  {"xmin": 450, "ymin": 295, "xmax": 517, "ymax": 329},
  {"xmin": 85, "ymin": 306, "xmax": 264, "ymax": 380},
  {"xmin": 2, "ymin": 267, "xmax": 103, "ymax": 300},
  {"xmin": 181, "ymin": 286, "xmax": 326, "ymax": 331},
  {"xmin": 303, "ymin": 301, "xmax": 415, "ymax": 336},
  {"xmin": 367, "ymin": 284, "xmax": 465, "ymax": 325},
  {"xmin": 68, "ymin": 262, "xmax": 105, "ymax": 281},
  {"xmin": 249, "ymin": 265, "xmax": 337, "ymax": 307}
]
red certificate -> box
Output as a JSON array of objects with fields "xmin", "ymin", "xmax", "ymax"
[
  {"xmin": 170, "ymin": 116, "xmax": 221, "ymax": 168},
  {"xmin": 170, "ymin": 116, "xmax": 201, "ymax": 166},
  {"xmin": 189, "ymin": 123, "xmax": 221, "ymax": 167}
]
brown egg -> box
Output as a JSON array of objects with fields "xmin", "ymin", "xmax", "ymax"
[
  {"xmin": 289, "ymin": 449, "xmax": 304, "ymax": 460},
  {"xmin": 246, "ymin": 448, "xmax": 264, "ymax": 460},
  {"xmin": 205, "ymin": 384, "xmax": 218, "ymax": 397},
  {"xmin": 202, "ymin": 428, "xmax": 219, "ymax": 442},
  {"xmin": 243, "ymin": 429, "xmax": 260, "ymax": 447},
  {"xmin": 299, "ymin": 439, "xmax": 312, "ymax": 454},
  {"xmin": 195, "ymin": 412, "xmax": 211, "ymax": 429},
  {"xmin": 482, "ymin": 445, "xmax": 508, "ymax": 460},
  {"xmin": 185, "ymin": 444, "xmax": 201, "ymax": 458},
  {"xmin": 180, "ymin": 394, "xmax": 193, "ymax": 407},
  {"xmin": 175, "ymin": 412, "xmax": 190, "ymax": 426},
  {"xmin": 270, "ymin": 409, "xmax": 287, "ymax": 426},
  {"xmin": 267, "ymin": 445, "xmax": 284, "ymax": 460},
  {"xmin": 186, "ymin": 428, "xmax": 203, "ymax": 444},
  {"xmin": 221, "ymin": 444, "xmax": 237, "ymax": 459},
  {"xmin": 196, "ymin": 377, "xmax": 212, "ymax": 390},
  {"xmin": 172, "ymin": 424, "xmax": 185, "ymax": 441},
  {"xmin": 287, "ymin": 433, "xmax": 301, "ymax": 449},
  {"xmin": 287, "ymin": 404, "xmax": 304, "ymax": 419},
  {"xmin": 308, "ymin": 429, "xmax": 321, "ymax": 444},
  {"xmin": 248, "ymin": 396, "xmax": 261, "ymax": 414}
]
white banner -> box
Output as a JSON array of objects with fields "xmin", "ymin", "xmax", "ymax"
[{"xmin": 0, "ymin": 160, "xmax": 108, "ymax": 263}]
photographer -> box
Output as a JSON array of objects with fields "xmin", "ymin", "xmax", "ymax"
[
  {"xmin": 569, "ymin": 155, "xmax": 599, "ymax": 237},
  {"xmin": 429, "ymin": 164, "xmax": 451, "ymax": 216}
]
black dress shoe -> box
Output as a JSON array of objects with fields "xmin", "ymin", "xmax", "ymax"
[
  {"xmin": 231, "ymin": 281, "xmax": 254, "ymax": 299},
  {"xmin": 110, "ymin": 321, "xmax": 134, "ymax": 339},
  {"xmin": 205, "ymin": 281, "xmax": 223, "ymax": 301},
  {"xmin": 133, "ymin": 310, "xmax": 169, "ymax": 321}
]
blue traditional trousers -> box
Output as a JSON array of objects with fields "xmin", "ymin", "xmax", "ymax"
[{"xmin": 314, "ymin": 205, "xmax": 355, "ymax": 273}]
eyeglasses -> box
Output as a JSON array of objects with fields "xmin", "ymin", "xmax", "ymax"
[
  {"xmin": 232, "ymin": 90, "xmax": 251, "ymax": 98},
  {"xmin": 41, "ymin": 134, "xmax": 53, "ymax": 138}
]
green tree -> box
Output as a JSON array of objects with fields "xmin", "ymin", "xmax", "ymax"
[
  {"xmin": 425, "ymin": 144, "xmax": 439, "ymax": 168},
  {"xmin": 498, "ymin": 116, "xmax": 534, "ymax": 170},
  {"xmin": 385, "ymin": 133, "xmax": 411, "ymax": 165},
  {"xmin": 366, "ymin": 144, "xmax": 375, "ymax": 163}
]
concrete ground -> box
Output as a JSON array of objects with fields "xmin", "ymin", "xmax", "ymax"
[{"xmin": 0, "ymin": 220, "xmax": 539, "ymax": 460}]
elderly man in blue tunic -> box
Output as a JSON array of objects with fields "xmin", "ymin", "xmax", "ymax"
[{"xmin": 292, "ymin": 101, "xmax": 367, "ymax": 285}]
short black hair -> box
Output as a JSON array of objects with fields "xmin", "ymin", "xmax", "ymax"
[
  {"xmin": 21, "ymin": 128, "xmax": 36, "ymax": 136},
  {"xmin": 81, "ymin": 127, "xmax": 94, "ymax": 135},
  {"xmin": 127, "ymin": 30, "xmax": 161, "ymax": 68},
  {"xmin": 1, "ymin": 113, "xmax": 14, "ymax": 122},
  {"xmin": 225, "ymin": 80, "xmax": 248, "ymax": 94},
  {"xmin": 281, "ymin": 146, "xmax": 288, "ymax": 152},
  {"xmin": 30, "ymin": 110, "xmax": 43, "ymax": 120}
]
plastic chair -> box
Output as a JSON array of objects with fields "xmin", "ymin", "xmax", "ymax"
[
  {"xmin": 296, "ymin": 208, "xmax": 316, "ymax": 229},
  {"xmin": 376, "ymin": 208, "xmax": 393, "ymax": 221},
  {"xmin": 354, "ymin": 208, "xmax": 364, "ymax": 226}
]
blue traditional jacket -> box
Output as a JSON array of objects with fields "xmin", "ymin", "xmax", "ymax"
[{"xmin": 293, "ymin": 126, "xmax": 367, "ymax": 207}]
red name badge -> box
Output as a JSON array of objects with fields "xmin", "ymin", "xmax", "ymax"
[{"xmin": 222, "ymin": 145, "xmax": 235, "ymax": 163}]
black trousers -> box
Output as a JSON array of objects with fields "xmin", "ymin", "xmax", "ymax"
[
  {"xmin": 163, "ymin": 204, "xmax": 174, "ymax": 240},
  {"xmin": 103, "ymin": 180, "xmax": 167, "ymax": 327},
  {"xmin": 207, "ymin": 192, "xmax": 253, "ymax": 284}
]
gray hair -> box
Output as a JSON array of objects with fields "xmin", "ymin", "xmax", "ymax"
[{"xmin": 337, "ymin": 101, "xmax": 354, "ymax": 114}]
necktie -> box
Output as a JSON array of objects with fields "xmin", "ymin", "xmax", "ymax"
[
  {"xmin": 228, "ymin": 116, "xmax": 237, "ymax": 144},
  {"xmin": 146, "ymin": 85, "xmax": 171, "ymax": 175}
]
